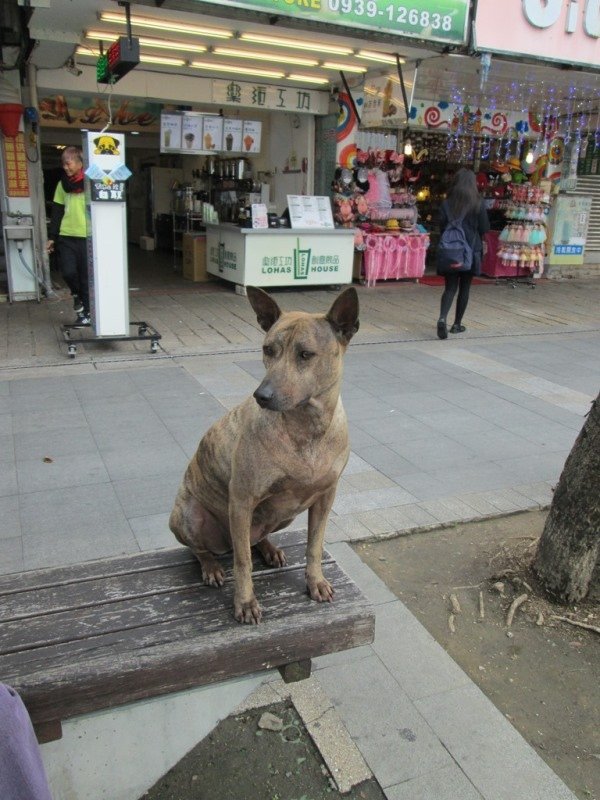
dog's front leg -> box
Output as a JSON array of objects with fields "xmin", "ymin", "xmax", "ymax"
[
  {"xmin": 306, "ymin": 488, "xmax": 336, "ymax": 602},
  {"xmin": 229, "ymin": 497, "xmax": 261, "ymax": 624}
]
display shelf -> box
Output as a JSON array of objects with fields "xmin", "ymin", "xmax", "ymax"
[{"xmin": 360, "ymin": 232, "xmax": 429, "ymax": 286}]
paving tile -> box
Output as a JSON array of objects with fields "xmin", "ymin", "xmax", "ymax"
[
  {"xmin": 0, "ymin": 433, "xmax": 14, "ymax": 463},
  {"xmin": 317, "ymin": 654, "xmax": 453, "ymax": 788},
  {"xmin": 415, "ymin": 684, "xmax": 578, "ymax": 800},
  {"xmin": 11, "ymin": 406, "xmax": 88, "ymax": 436},
  {"xmin": 13, "ymin": 426, "xmax": 97, "ymax": 460},
  {"xmin": 0, "ymin": 495, "xmax": 20, "ymax": 540},
  {"xmin": 513, "ymin": 481, "xmax": 555, "ymax": 507},
  {"xmin": 0, "ymin": 535, "xmax": 23, "ymax": 575},
  {"xmin": 386, "ymin": 764, "xmax": 484, "ymax": 800},
  {"xmin": 344, "ymin": 470, "xmax": 396, "ymax": 491},
  {"xmin": 371, "ymin": 602, "xmax": 471, "ymax": 700},
  {"xmin": 378, "ymin": 503, "xmax": 439, "ymax": 532},
  {"xmin": 332, "ymin": 486, "xmax": 417, "ymax": 515},
  {"xmin": 355, "ymin": 444, "xmax": 417, "ymax": 478},
  {"xmin": 129, "ymin": 513, "xmax": 175, "ymax": 550},
  {"xmin": 343, "ymin": 451, "xmax": 375, "ymax": 475},
  {"xmin": 99, "ymin": 441, "xmax": 189, "ymax": 481},
  {"xmin": 112, "ymin": 471, "xmax": 183, "ymax": 518},
  {"xmin": 0, "ymin": 465, "xmax": 18, "ymax": 498},
  {"xmin": 16, "ymin": 453, "xmax": 110, "ymax": 494},
  {"xmin": 416, "ymin": 497, "xmax": 479, "ymax": 524}
]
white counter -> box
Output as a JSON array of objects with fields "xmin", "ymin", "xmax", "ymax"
[{"xmin": 205, "ymin": 223, "xmax": 354, "ymax": 290}]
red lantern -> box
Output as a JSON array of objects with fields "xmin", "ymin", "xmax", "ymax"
[{"xmin": 0, "ymin": 103, "xmax": 24, "ymax": 138}]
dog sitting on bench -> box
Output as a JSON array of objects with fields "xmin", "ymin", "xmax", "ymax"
[{"xmin": 169, "ymin": 286, "xmax": 359, "ymax": 623}]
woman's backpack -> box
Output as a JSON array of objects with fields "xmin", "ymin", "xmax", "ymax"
[{"xmin": 436, "ymin": 217, "xmax": 473, "ymax": 273}]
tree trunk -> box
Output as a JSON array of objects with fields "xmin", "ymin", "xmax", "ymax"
[{"xmin": 533, "ymin": 392, "xmax": 600, "ymax": 604}]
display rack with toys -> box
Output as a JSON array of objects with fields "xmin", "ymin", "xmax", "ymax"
[
  {"xmin": 334, "ymin": 147, "xmax": 430, "ymax": 285},
  {"xmin": 484, "ymin": 183, "xmax": 550, "ymax": 282}
]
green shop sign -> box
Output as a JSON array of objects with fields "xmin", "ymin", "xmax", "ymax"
[{"xmin": 194, "ymin": 0, "xmax": 469, "ymax": 44}]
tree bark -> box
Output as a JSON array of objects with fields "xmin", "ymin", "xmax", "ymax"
[{"xmin": 533, "ymin": 392, "xmax": 600, "ymax": 604}]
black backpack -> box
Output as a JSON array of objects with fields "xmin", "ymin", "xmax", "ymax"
[{"xmin": 436, "ymin": 216, "xmax": 473, "ymax": 273}]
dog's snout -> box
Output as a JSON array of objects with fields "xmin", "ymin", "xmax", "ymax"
[{"xmin": 253, "ymin": 382, "xmax": 276, "ymax": 409}]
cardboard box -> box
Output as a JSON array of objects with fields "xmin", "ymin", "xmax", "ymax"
[
  {"xmin": 139, "ymin": 235, "xmax": 155, "ymax": 251},
  {"xmin": 182, "ymin": 233, "xmax": 209, "ymax": 282}
]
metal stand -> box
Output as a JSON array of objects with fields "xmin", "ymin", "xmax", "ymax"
[
  {"xmin": 494, "ymin": 273, "xmax": 537, "ymax": 289},
  {"xmin": 61, "ymin": 320, "xmax": 161, "ymax": 358}
]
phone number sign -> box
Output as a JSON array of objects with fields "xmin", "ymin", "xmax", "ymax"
[{"xmin": 195, "ymin": 0, "xmax": 468, "ymax": 43}]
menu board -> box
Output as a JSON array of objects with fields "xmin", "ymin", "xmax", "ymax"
[
  {"xmin": 202, "ymin": 116, "xmax": 223, "ymax": 151},
  {"xmin": 251, "ymin": 203, "xmax": 269, "ymax": 229},
  {"xmin": 160, "ymin": 114, "xmax": 182, "ymax": 152},
  {"xmin": 181, "ymin": 114, "xmax": 204, "ymax": 153},
  {"xmin": 287, "ymin": 195, "xmax": 334, "ymax": 229},
  {"xmin": 241, "ymin": 120, "xmax": 261, "ymax": 153},
  {"xmin": 223, "ymin": 118, "xmax": 243, "ymax": 152}
]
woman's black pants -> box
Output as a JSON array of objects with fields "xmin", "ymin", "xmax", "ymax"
[{"xmin": 439, "ymin": 272, "xmax": 473, "ymax": 325}]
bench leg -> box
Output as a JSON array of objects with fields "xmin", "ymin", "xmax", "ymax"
[
  {"xmin": 278, "ymin": 658, "xmax": 312, "ymax": 683},
  {"xmin": 34, "ymin": 720, "xmax": 63, "ymax": 744}
]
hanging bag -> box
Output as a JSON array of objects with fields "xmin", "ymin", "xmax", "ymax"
[{"xmin": 436, "ymin": 215, "xmax": 475, "ymax": 274}]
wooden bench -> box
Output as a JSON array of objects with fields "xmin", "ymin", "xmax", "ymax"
[{"xmin": 0, "ymin": 530, "xmax": 374, "ymax": 744}]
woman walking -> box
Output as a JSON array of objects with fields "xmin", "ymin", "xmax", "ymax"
[{"xmin": 436, "ymin": 168, "xmax": 490, "ymax": 339}]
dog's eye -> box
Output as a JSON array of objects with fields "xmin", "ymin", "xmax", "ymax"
[
  {"xmin": 263, "ymin": 345, "xmax": 274, "ymax": 357},
  {"xmin": 299, "ymin": 350, "xmax": 315, "ymax": 361}
]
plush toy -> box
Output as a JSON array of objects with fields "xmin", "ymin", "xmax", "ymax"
[
  {"xmin": 353, "ymin": 192, "xmax": 369, "ymax": 221},
  {"xmin": 333, "ymin": 195, "xmax": 355, "ymax": 225}
]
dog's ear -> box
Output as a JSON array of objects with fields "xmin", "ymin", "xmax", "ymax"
[
  {"xmin": 246, "ymin": 286, "xmax": 282, "ymax": 332},
  {"xmin": 326, "ymin": 287, "xmax": 360, "ymax": 344}
]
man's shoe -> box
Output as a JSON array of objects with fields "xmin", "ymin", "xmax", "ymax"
[
  {"xmin": 437, "ymin": 319, "xmax": 448, "ymax": 340},
  {"xmin": 72, "ymin": 294, "xmax": 84, "ymax": 314},
  {"xmin": 76, "ymin": 312, "xmax": 91, "ymax": 326},
  {"xmin": 450, "ymin": 324, "xmax": 466, "ymax": 333}
]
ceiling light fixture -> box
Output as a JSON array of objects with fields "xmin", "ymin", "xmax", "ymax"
[
  {"xmin": 322, "ymin": 62, "xmax": 367, "ymax": 73},
  {"xmin": 214, "ymin": 47, "xmax": 318, "ymax": 66},
  {"xmin": 99, "ymin": 12, "xmax": 233, "ymax": 39},
  {"xmin": 189, "ymin": 60, "xmax": 284, "ymax": 78},
  {"xmin": 286, "ymin": 73, "xmax": 330, "ymax": 84},
  {"xmin": 356, "ymin": 50, "xmax": 405, "ymax": 64},
  {"xmin": 139, "ymin": 54, "xmax": 187, "ymax": 66},
  {"xmin": 85, "ymin": 30, "xmax": 208, "ymax": 54},
  {"xmin": 239, "ymin": 32, "xmax": 352, "ymax": 55}
]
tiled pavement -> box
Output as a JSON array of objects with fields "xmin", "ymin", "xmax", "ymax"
[{"xmin": 1, "ymin": 268, "xmax": 599, "ymax": 799}]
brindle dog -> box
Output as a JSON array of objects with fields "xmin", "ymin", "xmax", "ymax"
[{"xmin": 169, "ymin": 286, "xmax": 359, "ymax": 623}]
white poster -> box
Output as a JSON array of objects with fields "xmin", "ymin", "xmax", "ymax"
[
  {"xmin": 160, "ymin": 114, "xmax": 182, "ymax": 152},
  {"xmin": 223, "ymin": 118, "xmax": 243, "ymax": 152},
  {"xmin": 287, "ymin": 195, "xmax": 334, "ymax": 229},
  {"xmin": 242, "ymin": 120, "xmax": 262, "ymax": 153},
  {"xmin": 181, "ymin": 114, "xmax": 204, "ymax": 153},
  {"xmin": 361, "ymin": 69, "xmax": 416, "ymax": 129},
  {"xmin": 202, "ymin": 116, "xmax": 223, "ymax": 151}
]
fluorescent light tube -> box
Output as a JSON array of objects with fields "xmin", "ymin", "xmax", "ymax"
[
  {"xmin": 189, "ymin": 60, "xmax": 284, "ymax": 78},
  {"xmin": 286, "ymin": 73, "xmax": 330, "ymax": 84},
  {"xmin": 356, "ymin": 50, "xmax": 405, "ymax": 64},
  {"xmin": 322, "ymin": 62, "xmax": 367, "ymax": 73},
  {"xmin": 99, "ymin": 12, "xmax": 232, "ymax": 38},
  {"xmin": 239, "ymin": 33, "xmax": 352, "ymax": 55},
  {"xmin": 86, "ymin": 31, "xmax": 207, "ymax": 53},
  {"xmin": 214, "ymin": 47, "xmax": 318, "ymax": 66}
]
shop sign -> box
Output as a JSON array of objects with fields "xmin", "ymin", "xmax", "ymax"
[
  {"xmin": 211, "ymin": 80, "xmax": 328, "ymax": 114},
  {"xmin": 38, "ymin": 94, "xmax": 159, "ymax": 131},
  {"xmin": 474, "ymin": 0, "xmax": 600, "ymax": 68},
  {"xmin": 198, "ymin": 0, "xmax": 468, "ymax": 43},
  {"xmin": 361, "ymin": 72, "xmax": 415, "ymax": 129},
  {"xmin": 260, "ymin": 240, "xmax": 341, "ymax": 281}
]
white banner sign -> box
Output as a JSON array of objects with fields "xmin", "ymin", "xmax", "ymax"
[{"xmin": 211, "ymin": 80, "xmax": 329, "ymax": 115}]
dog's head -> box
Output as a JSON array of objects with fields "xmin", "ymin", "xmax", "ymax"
[
  {"xmin": 93, "ymin": 135, "xmax": 120, "ymax": 156},
  {"xmin": 247, "ymin": 286, "xmax": 359, "ymax": 412}
]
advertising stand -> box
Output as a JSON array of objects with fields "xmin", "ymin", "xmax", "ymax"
[{"xmin": 61, "ymin": 132, "xmax": 161, "ymax": 357}]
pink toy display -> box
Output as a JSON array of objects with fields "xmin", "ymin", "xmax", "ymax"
[{"xmin": 362, "ymin": 232, "xmax": 429, "ymax": 286}]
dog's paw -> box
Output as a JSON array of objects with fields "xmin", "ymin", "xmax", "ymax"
[
  {"xmin": 234, "ymin": 596, "xmax": 263, "ymax": 624},
  {"xmin": 306, "ymin": 575, "xmax": 335, "ymax": 603},
  {"xmin": 202, "ymin": 564, "xmax": 225, "ymax": 587},
  {"xmin": 260, "ymin": 541, "xmax": 287, "ymax": 568}
]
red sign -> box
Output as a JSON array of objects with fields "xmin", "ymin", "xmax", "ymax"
[{"xmin": 3, "ymin": 133, "xmax": 30, "ymax": 197}]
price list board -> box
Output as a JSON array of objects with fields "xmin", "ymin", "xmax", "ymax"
[{"xmin": 3, "ymin": 133, "xmax": 30, "ymax": 197}]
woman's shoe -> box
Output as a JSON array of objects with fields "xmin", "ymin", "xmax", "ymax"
[
  {"xmin": 450, "ymin": 324, "xmax": 466, "ymax": 333},
  {"xmin": 437, "ymin": 319, "xmax": 448, "ymax": 339}
]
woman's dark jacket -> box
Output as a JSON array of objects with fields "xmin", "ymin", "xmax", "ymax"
[{"xmin": 438, "ymin": 199, "xmax": 490, "ymax": 276}]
